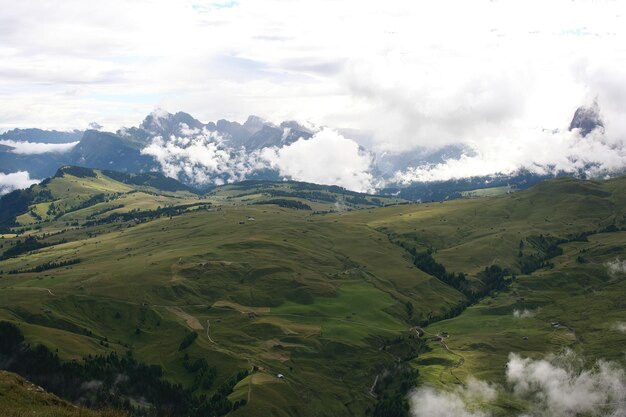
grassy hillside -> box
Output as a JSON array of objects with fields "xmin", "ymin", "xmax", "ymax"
[{"xmin": 0, "ymin": 171, "xmax": 625, "ymax": 416}]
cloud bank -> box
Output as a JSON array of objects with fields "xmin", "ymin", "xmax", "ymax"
[
  {"xmin": 0, "ymin": 140, "xmax": 79, "ymax": 154},
  {"xmin": 409, "ymin": 351, "xmax": 626, "ymax": 417},
  {"xmin": 140, "ymin": 129, "xmax": 266, "ymax": 186},
  {"xmin": 0, "ymin": 171, "xmax": 39, "ymax": 195},
  {"xmin": 142, "ymin": 127, "xmax": 375, "ymax": 192},
  {"xmin": 393, "ymin": 126, "xmax": 626, "ymax": 183}
]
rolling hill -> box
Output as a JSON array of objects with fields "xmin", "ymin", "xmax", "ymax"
[{"xmin": 0, "ymin": 169, "xmax": 625, "ymax": 416}]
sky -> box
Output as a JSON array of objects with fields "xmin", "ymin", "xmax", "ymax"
[{"xmin": 1, "ymin": 0, "xmax": 626, "ymax": 188}]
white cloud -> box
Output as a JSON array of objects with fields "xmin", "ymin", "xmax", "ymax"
[
  {"xmin": 141, "ymin": 126, "xmax": 375, "ymax": 191},
  {"xmin": 260, "ymin": 129, "xmax": 375, "ymax": 192},
  {"xmin": 0, "ymin": 139, "xmax": 78, "ymax": 154},
  {"xmin": 392, "ymin": 125, "xmax": 626, "ymax": 183},
  {"xmin": 0, "ymin": 171, "xmax": 40, "ymax": 195},
  {"xmin": 409, "ymin": 377, "xmax": 496, "ymax": 417},
  {"xmin": 409, "ymin": 386, "xmax": 490, "ymax": 417}
]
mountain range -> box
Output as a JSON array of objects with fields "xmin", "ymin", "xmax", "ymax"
[{"xmin": 0, "ymin": 104, "xmax": 608, "ymax": 199}]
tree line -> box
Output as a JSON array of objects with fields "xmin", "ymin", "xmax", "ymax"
[{"xmin": 7, "ymin": 258, "xmax": 80, "ymax": 274}]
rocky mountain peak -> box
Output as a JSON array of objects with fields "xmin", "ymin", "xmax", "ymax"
[{"xmin": 569, "ymin": 100, "xmax": 604, "ymax": 137}]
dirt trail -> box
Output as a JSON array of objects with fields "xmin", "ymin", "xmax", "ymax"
[
  {"xmin": 415, "ymin": 326, "xmax": 464, "ymax": 383},
  {"xmin": 435, "ymin": 336, "xmax": 464, "ymax": 383},
  {"xmin": 440, "ymin": 339, "xmax": 465, "ymax": 366},
  {"xmin": 212, "ymin": 301, "xmax": 270, "ymax": 314}
]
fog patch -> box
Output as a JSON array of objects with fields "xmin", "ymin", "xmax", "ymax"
[
  {"xmin": 513, "ymin": 309, "xmax": 535, "ymax": 319},
  {"xmin": 0, "ymin": 171, "xmax": 40, "ymax": 195},
  {"xmin": 0, "ymin": 139, "xmax": 79, "ymax": 154}
]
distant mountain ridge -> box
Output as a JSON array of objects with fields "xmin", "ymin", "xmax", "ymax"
[{"xmin": 130, "ymin": 110, "xmax": 313, "ymax": 150}]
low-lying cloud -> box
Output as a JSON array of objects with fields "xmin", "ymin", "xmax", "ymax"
[
  {"xmin": 409, "ymin": 377, "xmax": 497, "ymax": 417},
  {"xmin": 393, "ymin": 126, "xmax": 626, "ymax": 183},
  {"xmin": 261, "ymin": 129, "xmax": 375, "ymax": 193},
  {"xmin": 0, "ymin": 171, "xmax": 40, "ymax": 195},
  {"xmin": 409, "ymin": 351, "xmax": 626, "ymax": 417},
  {"xmin": 0, "ymin": 139, "xmax": 79, "ymax": 154}
]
